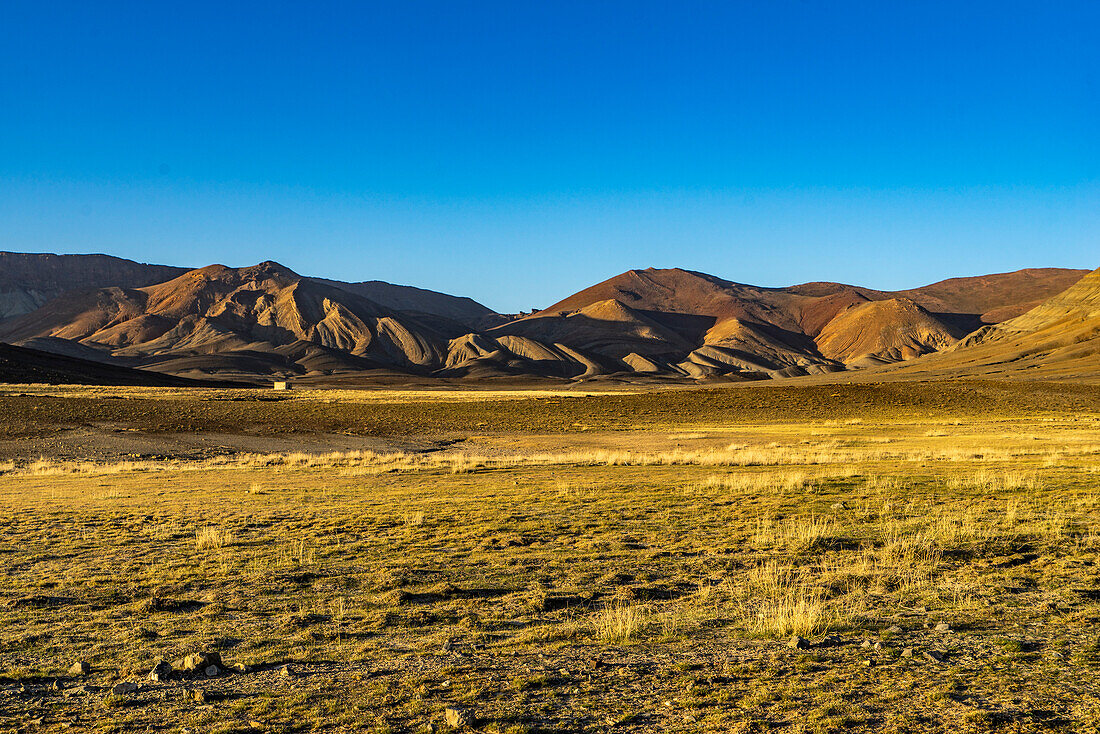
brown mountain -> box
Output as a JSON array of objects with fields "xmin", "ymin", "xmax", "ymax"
[
  {"xmin": 815, "ymin": 298, "xmax": 963, "ymax": 367},
  {"xmin": 309, "ymin": 278, "xmax": 504, "ymax": 331},
  {"xmin": 890, "ymin": 267, "xmax": 1091, "ymax": 331},
  {"xmin": 2, "ymin": 255, "xmax": 1090, "ymax": 382},
  {"xmin": 494, "ymin": 267, "xmax": 1086, "ymax": 378},
  {"xmin": 0, "ymin": 262, "xmax": 464, "ymax": 381},
  {"xmin": 0, "ymin": 252, "xmax": 187, "ymax": 321},
  {"xmin": 878, "ymin": 265, "xmax": 1100, "ymax": 381}
]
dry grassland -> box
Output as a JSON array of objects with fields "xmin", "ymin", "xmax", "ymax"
[{"xmin": 0, "ymin": 382, "xmax": 1099, "ymax": 732}]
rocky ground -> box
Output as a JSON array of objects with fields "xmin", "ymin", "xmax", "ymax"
[{"xmin": 1, "ymin": 383, "xmax": 1099, "ymax": 732}]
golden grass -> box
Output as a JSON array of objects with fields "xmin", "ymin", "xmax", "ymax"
[
  {"xmin": 194, "ymin": 525, "xmax": 233, "ymax": 550},
  {"xmin": 593, "ymin": 603, "xmax": 650, "ymax": 644},
  {"xmin": 2, "ymin": 403, "xmax": 1100, "ymax": 732}
]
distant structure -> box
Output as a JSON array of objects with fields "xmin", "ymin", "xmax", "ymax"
[{"xmin": 273, "ymin": 381, "xmax": 290, "ymax": 391}]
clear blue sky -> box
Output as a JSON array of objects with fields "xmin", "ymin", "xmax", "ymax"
[{"xmin": 2, "ymin": 1, "xmax": 1097, "ymax": 312}]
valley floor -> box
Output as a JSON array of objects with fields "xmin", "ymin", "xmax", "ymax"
[{"xmin": 1, "ymin": 381, "xmax": 1099, "ymax": 732}]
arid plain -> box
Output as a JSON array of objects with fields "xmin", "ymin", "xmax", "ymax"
[{"xmin": 2, "ymin": 380, "xmax": 1099, "ymax": 733}]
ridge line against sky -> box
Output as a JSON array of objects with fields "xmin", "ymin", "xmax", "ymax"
[{"xmin": 2, "ymin": 1, "xmax": 1098, "ymax": 312}]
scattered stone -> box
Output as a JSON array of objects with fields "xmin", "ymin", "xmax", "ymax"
[
  {"xmin": 277, "ymin": 664, "xmax": 292, "ymax": 679},
  {"xmin": 149, "ymin": 659, "xmax": 173, "ymax": 682},
  {"xmin": 873, "ymin": 642, "xmax": 883, "ymax": 650},
  {"xmin": 788, "ymin": 635, "xmax": 810, "ymax": 650},
  {"xmin": 923, "ymin": 650, "xmax": 945, "ymax": 663},
  {"xmin": 934, "ymin": 622, "xmax": 952, "ymax": 633},
  {"xmin": 204, "ymin": 665, "xmax": 221, "ymax": 678},
  {"xmin": 886, "ymin": 625, "xmax": 903, "ymax": 634},
  {"xmin": 863, "ymin": 658, "xmax": 875, "ymax": 667},
  {"xmin": 175, "ymin": 652, "xmax": 222, "ymax": 675},
  {"xmin": 819, "ymin": 635, "xmax": 842, "ymax": 647},
  {"xmin": 831, "ymin": 501, "xmax": 849, "ymax": 510},
  {"xmin": 860, "ymin": 639, "xmax": 871, "ymax": 648},
  {"xmin": 66, "ymin": 661, "xmax": 90, "ymax": 677},
  {"xmin": 228, "ymin": 662, "xmax": 249, "ymax": 674},
  {"xmin": 445, "ymin": 707, "xmax": 469, "ymax": 729},
  {"xmin": 902, "ymin": 647, "xmax": 914, "ymax": 658},
  {"xmin": 188, "ymin": 688, "xmax": 206, "ymax": 703},
  {"xmin": 111, "ymin": 682, "xmax": 138, "ymax": 695}
]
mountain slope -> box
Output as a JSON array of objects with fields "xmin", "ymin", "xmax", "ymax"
[
  {"xmin": 2, "ymin": 255, "xmax": 1090, "ymax": 383},
  {"xmin": 0, "ymin": 262, "xmax": 461, "ymax": 380},
  {"xmin": 0, "ymin": 342, "xmax": 226, "ymax": 386},
  {"xmin": 0, "ymin": 252, "xmax": 187, "ymax": 321},
  {"xmin": 310, "ymin": 278, "xmax": 502, "ymax": 330},
  {"xmin": 878, "ymin": 266, "xmax": 1100, "ymax": 380},
  {"xmin": 517, "ymin": 266, "xmax": 1089, "ymax": 376},
  {"xmin": 893, "ymin": 267, "xmax": 1090, "ymax": 331},
  {"xmin": 815, "ymin": 298, "xmax": 963, "ymax": 367}
]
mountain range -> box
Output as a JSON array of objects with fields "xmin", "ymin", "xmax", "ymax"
[{"xmin": 0, "ymin": 251, "xmax": 1093, "ymax": 383}]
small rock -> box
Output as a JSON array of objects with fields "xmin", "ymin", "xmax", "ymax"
[
  {"xmin": 902, "ymin": 647, "xmax": 914, "ymax": 658},
  {"xmin": 820, "ymin": 635, "xmax": 842, "ymax": 647},
  {"xmin": 149, "ymin": 659, "xmax": 173, "ymax": 682},
  {"xmin": 860, "ymin": 639, "xmax": 871, "ymax": 648},
  {"xmin": 111, "ymin": 681, "xmax": 139, "ymax": 695},
  {"xmin": 934, "ymin": 622, "xmax": 952, "ymax": 633},
  {"xmin": 175, "ymin": 652, "xmax": 222, "ymax": 674},
  {"xmin": 228, "ymin": 662, "xmax": 249, "ymax": 674},
  {"xmin": 873, "ymin": 642, "xmax": 883, "ymax": 650},
  {"xmin": 886, "ymin": 625, "xmax": 903, "ymax": 634},
  {"xmin": 204, "ymin": 665, "xmax": 220, "ymax": 678},
  {"xmin": 923, "ymin": 650, "xmax": 945, "ymax": 663},
  {"xmin": 277, "ymin": 664, "xmax": 292, "ymax": 678},
  {"xmin": 831, "ymin": 501, "xmax": 849, "ymax": 510},
  {"xmin": 445, "ymin": 707, "xmax": 469, "ymax": 729},
  {"xmin": 788, "ymin": 635, "xmax": 810, "ymax": 650},
  {"xmin": 863, "ymin": 658, "xmax": 875, "ymax": 667},
  {"xmin": 67, "ymin": 661, "xmax": 90, "ymax": 676},
  {"xmin": 188, "ymin": 688, "xmax": 206, "ymax": 703}
]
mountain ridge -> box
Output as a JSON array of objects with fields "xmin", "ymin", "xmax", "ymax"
[{"xmin": 0, "ymin": 252, "xmax": 1092, "ymax": 383}]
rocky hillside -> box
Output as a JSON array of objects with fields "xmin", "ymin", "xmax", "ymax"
[
  {"xmin": 0, "ymin": 252, "xmax": 187, "ymax": 321},
  {"xmin": 487, "ymin": 267, "xmax": 1086, "ymax": 379},
  {"xmin": 1, "ymin": 254, "xmax": 1091, "ymax": 382},
  {"xmin": 0, "ymin": 262, "xmax": 465, "ymax": 381},
  {"xmin": 881, "ymin": 266, "xmax": 1100, "ymax": 381}
]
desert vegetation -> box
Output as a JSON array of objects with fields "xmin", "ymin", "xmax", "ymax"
[{"xmin": 1, "ymin": 383, "xmax": 1099, "ymax": 731}]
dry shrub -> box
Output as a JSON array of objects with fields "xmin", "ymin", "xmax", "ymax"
[
  {"xmin": 593, "ymin": 603, "xmax": 649, "ymax": 644},
  {"xmin": 195, "ymin": 525, "xmax": 233, "ymax": 550},
  {"xmin": 753, "ymin": 515, "xmax": 836, "ymax": 551}
]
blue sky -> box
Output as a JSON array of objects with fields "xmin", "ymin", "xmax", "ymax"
[{"xmin": 2, "ymin": 1, "xmax": 1097, "ymax": 311}]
